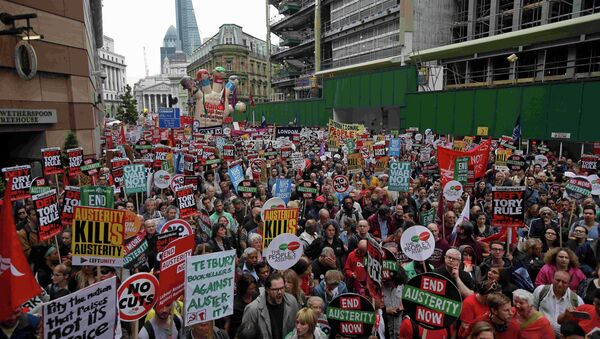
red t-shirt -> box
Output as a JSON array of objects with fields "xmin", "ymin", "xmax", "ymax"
[
  {"xmin": 465, "ymin": 312, "xmax": 520, "ymax": 339},
  {"xmin": 573, "ymin": 304, "xmax": 600, "ymax": 334},
  {"xmin": 399, "ymin": 318, "xmax": 449, "ymax": 339},
  {"xmin": 459, "ymin": 294, "xmax": 489, "ymax": 338}
]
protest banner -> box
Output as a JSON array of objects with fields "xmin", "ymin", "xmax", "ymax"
[
  {"xmin": 275, "ymin": 126, "xmax": 302, "ymax": 138},
  {"xmin": 437, "ymin": 139, "xmax": 491, "ymax": 186},
  {"xmin": 184, "ymin": 175, "xmax": 201, "ymax": 192},
  {"xmin": 123, "ymin": 164, "xmax": 147, "ymax": 194},
  {"xmin": 176, "ymin": 184, "xmax": 199, "ymax": 219},
  {"xmin": 170, "ymin": 174, "xmax": 185, "ymax": 193},
  {"xmin": 71, "ymin": 206, "xmax": 125, "ymax": 267},
  {"xmin": 265, "ymin": 233, "xmax": 303, "ymax": 270},
  {"xmin": 80, "ymin": 186, "xmax": 114, "ymax": 209},
  {"xmin": 507, "ymin": 154, "xmax": 527, "ymax": 171},
  {"xmin": 81, "ymin": 158, "xmax": 101, "ymax": 178},
  {"xmin": 565, "ymin": 177, "xmax": 592, "ymax": 201},
  {"xmin": 263, "ymin": 208, "xmax": 298, "ymax": 248},
  {"xmin": 326, "ymin": 293, "xmax": 376, "ymax": 338},
  {"xmin": 453, "ymin": 157, "xmax": 469, "ymax": 185},
  {"xmin": 183, "ymin": 153, "xmax": 196, "ymax": 175},
  {"xmin": 534, "ymin": 154, "xmax": 549, "ymax": 168},
  {"xmin": 30, "ymin": 176, "xmax": 51, "ymax": 195},
  {"xmin": 420, "ymin": 208, "xmax": 436, "ymax": 226},
  {"xmin": 366, "ymin": 237, "xmax": 383, "ymax": 300},
  {"xmin": 123, "ymin": 229, "xmax": 148, "ymax": 270},
  {"xmin": 296, "ymin": 181, "xmax": 318, "ymax": 200},
  {"xmin": 42, "ymin": 147, "xmax": 63, "ymax": 176},
  {"xmin": 443, "ymin": 180, "xmax": 463, "ymax": 202},
  {"xmin": 42, "ymin": 277, "xmax": 117, "ymax": 339},
  {"xmin": 21, "ymin": 289, "xmax": 50, "ymax": 316},
  {"xmin": 402, "ymin": 272, "xmax": 462, "ymax": 330},
  {"xmin": 161, "ymin": 219, "xmax": 193, "ymax": 237},
  {"xmin": 153, "ymin": 170, "xmax": 172, "ymax": 189},
  {"xmin": 388, "ymin": 161, "xmax": 411, "ymax": 192},
  {"xmin": 237, "ymin": 180, "xmax": 258, "ymax": 199},
  {"xmin": 111, "ymin": 158, "xmax": 130, "ymax": 192},
  {"xmin": 222, "ymin": 144, "xmax": 235, "ymax": 162},
  {"xmin": 388, "ymin": 138, "xmax": 401, "ymax": 157},
  {"xmin": 374, "ymin": 156, "xmax": 389, "ymax": 176},
  {"xmin": 227, "ymin": 165, "xmax": 245, "ymax": 194},
  {"xmin": 382, "ymin": 247, "xmax": 399, "ymax": 281},
  {"xmin": 153, "ymin": 145, "xmax": 171, "ymax": 169},
  {"xmin": 327, "ymin": 119, "xmax": 366, "ymax": 145},
  {"xmin": 32, "ymin": 189, "xmax": 62, "ymax": 241},
  {"xmin": 117, "ymin": 273, "xmax": 158, "ymax": 321},
  {"xmin": 184, "ymin": 250, "xmax": 236, "ymax": 325},
  {"xmin": 2, "ymin": 165, "xmax": 31, "ymax": 201},
  {"xmin": 274, "ymin": 178, "xmax": 292, "ymax": 204},
  {"xmin": 400, "ymin": 226, "xmax": 435, "ymax": 261},
  {"xmin": 333, "ymin": 175, "xmax": 350, "ymax": 193},
  {"xmin": 581, "ymin": 155, "xmax": 598, "ymax": 174},
  {"xmin": 347, "ymin": 153, "xmax": 363, "ymax": 174},
  {"xmin": 155, "ymin": 235, "xmax": 195, "ymax": 309},
  {"xmin": 261, "ymin": 197, "xmax": 287, "ymax": 221},
  {"xmin": 291, "ymin": 152, "xmax": 305, "ymax": 171},
  {"xmin": 492, "ymin": 186, "xmax": 525, "ymax": 227},
  {"xmin": 66, "ymin": 147, "xmax": 83, "ymax": 177}
]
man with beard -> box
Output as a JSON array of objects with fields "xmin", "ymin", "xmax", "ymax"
[
  {"xmin": 334, "ymin": 196, "xmax": 363, "ymax": 231},
  {"xmin": 139, "ymin": 302, "xmax": 183, "ymax": 339},
  {"xmin": 390, "ymin": 204, "xmax": 408, "ymax": 231}
]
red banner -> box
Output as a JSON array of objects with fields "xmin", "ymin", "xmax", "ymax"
[
  {"xmin": 155, "ymin": 235, "xmax": 195, "ymax": 309},
  {"xmin": 33, "ymin": 189, "xmax": 62, "ymax": 241},
  {"xmin": 437, "ymin": 138, "xmax": 491, "ymax": 186},
  {"xmin": 2, "ymin": 165, "xmax": 31, "ymax": 201},
  {"xmin": 42, "ymin": 147, "xmax": 63, "ymax": 176},
  {"xmin": 176, "ymin": 185, "xmax": 198, "ymax": 219},
  {"xmin": 61, "ymin": 186, "xmax": 80, "ymax": 227}
]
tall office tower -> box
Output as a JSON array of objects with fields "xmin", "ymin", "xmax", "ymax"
[{"xmin": 175, "ymin": 0, "xmax": 202, "ymax": 56}]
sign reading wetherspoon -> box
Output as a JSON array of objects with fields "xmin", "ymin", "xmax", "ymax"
[
  {"xmin": 326, "ymin": 293, "xmax": 376, "ymax": 338},
  {"xmin": 402, "ymin": 272, "xmax": 462, "ymax": 330}
]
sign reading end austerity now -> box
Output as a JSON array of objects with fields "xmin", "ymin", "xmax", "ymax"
[{"xmin": 71, "ymin": 206, "xmax": 125, "ymax": 267}]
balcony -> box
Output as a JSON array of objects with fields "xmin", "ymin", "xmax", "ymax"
[{"xmin": 279, "ymin": 0, "xmax": 301, "ymax": 15}]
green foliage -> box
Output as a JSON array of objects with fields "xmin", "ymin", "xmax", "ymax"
[
  {"xmin": 116, "ymin": 84, "xmax": 139, "ymax": 125},
  {"xmin": 63, "ymin": 130, "xmax": 79, "ymax": 150}
]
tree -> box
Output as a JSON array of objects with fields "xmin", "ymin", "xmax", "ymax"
[
  {"xmin": 63, "ymin": 130, "xmax": 79, "ymax": 150},
  {"xmin": 116, "ymin": 84, "xmax": 138, "ymax": 125}
]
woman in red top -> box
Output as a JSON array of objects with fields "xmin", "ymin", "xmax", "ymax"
[
  {"xmin": 466, "ymin": 293, "xmax": 520, "ymax": 339},
  {"xmin": 512, "ymin": 289, "xmax": 554, "ymax": 338},
  {"xmin": 459, "ymin": 280, "xmax": 500, "ymax": 338}
]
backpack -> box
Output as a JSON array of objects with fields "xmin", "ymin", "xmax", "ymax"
[
  {"xmin": 143, "ymin": 315, "xmax": 182, "ymax": 339},
  {"xmin": 536, "ymin": 285, "xmax": 579, "ymax": 310}
]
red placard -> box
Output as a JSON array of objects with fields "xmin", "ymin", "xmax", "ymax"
[
  {"xmin": 61, "ymin": 186, "xmax": 80, "ymax": 227},
  {"xmin": 155, "ymin": 235, "xmax": 195, "ymax": 309},
  {"xmin": 33, "ymin": 189, "xmax": 62, "ymax": 241},
  {"xmin": 42, "ymin": 147, "xmax": 63, "ymax": 176},
  {"xmin": 2, "ymin": 165, "xmax": 31, "ymax": 201},
  {"xmin": 176, "ymin": 184, "xmax": 199, "ymax": 219},
  {"xmin": 66, "ymin": 148, "xmax": 84, "ymax": 177}
]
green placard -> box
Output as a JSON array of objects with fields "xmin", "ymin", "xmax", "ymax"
[
  {"xmin": 454, "ymin": 157, "xmax": 469, "ymax": 185},
  {"xmin": 80, "ymin": 186, "xmax": 114, "ymax": 209}
]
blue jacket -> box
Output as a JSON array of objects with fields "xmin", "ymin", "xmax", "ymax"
[{"xmin": 313, "ymin": 280, "xmax": 348, "ymax": 309}]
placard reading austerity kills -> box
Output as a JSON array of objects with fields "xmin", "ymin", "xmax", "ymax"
[
  {"xmin": 71, "ymin": 206, "xmax": 125, "ymax": 267},
  {"xmin": 262, "ymin": 208, "xmax": 298, "ymax": 248},
  {"xmin": 184, "ymin": 250, "xmax": 236, "ymax": 326}
]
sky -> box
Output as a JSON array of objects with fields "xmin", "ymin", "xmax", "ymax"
[{"xmin": 102, "ymin": 0, "xmax": 280, "ymax": 85}]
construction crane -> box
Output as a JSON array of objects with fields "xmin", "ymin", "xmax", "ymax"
[{"xmin": 143, "ymin": 46, "xmax": 149, "ymax": 77}]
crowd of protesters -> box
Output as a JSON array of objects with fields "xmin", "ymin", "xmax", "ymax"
[{"xmin": 3, "ymin": 124, "xmax": 600, "ymax": 339}]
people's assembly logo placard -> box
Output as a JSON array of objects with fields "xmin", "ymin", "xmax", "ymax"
[
  {"xmin": 443, "ymin": 180, "xmax": 463, "ymax": 202},
  {"xmin": 400, "ymin": 226, "xmax": 435, "ymax": 262},
  {"xmin": 265, "ymin": 233, "xmax": 303, "ymax": 270}
]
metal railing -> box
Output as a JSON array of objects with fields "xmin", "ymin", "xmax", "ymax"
[{"xmin": 269, "ymin": 0, "xmax": 316, "ymax": 25}]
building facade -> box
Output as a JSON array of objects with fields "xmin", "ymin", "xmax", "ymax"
[
  {"xmin": 0, "ymin": 0, "xmax": 104, "ymax": 165},
  {"xmin": 175, "ymin": 0, "xmax": 201, "ymax": 56},
  {"xmin": 187, "ymin": 24, "xmax": 272, "ymax": 103},
  {"xmin": 99, "ymin": 35, "xmax": 127, "ymax": 117}
]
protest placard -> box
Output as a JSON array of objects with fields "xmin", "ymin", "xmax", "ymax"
[
  {"xmin": 274, "ymin": 178, "xmax": 292, "ymax": 204},
  {"xmin": 71, "ymin": 206, "xmax": 125, "ymax": 267},
  {"xmin": 265, "ymin": 233, "xmax": 303, "ymax": 270},
  {"xmin": 81, "ymin": 158, "xmax": 101, "ymax": 178},
  {"xmin": 2, "ymin": 165, "xmax": 31, "ymax": 201},
  {"xmin": 296, "ymin": 181, "xmax": 318, "ymax": 200},
  {"xmin": 80, "ymin": 186, "xmax": 114, "ymax": 209},
  {"xmin": 30, "ymin": 176, "xmax": 51, "ymax": 195},
  {"xmin": 388, "ymin": 138, "xmax": 401, "ymax": 157},
  {"xmin": 123, "ymin": 164, "xmax": 147, "ymax": 194},
  {"xmin": 118, "ymin": 273, "xmax": 158, "ymax": 321},
  {"xmin": 581, "ymin": 155, "xmax": 598, "ymax": 174},
  {"xmin": 507, "ymin": 154, "xmax": 526, "ymax": 171},
  {"xmin": 382, "ymin": 247, "xmax": 399, "ymax": 281},
  {"xmin": 184, "ymin": 250, "xmax": 236, "ymax": 325},
  {"xmin": 366, "ymin": 237, "xmax": 383, "ymax": 300},
  {"xmin": 565, "ymin": 177, "xmax": 592, "ymax": 201},
  {"xmin": 262, "ymin": 208, "xmax": 298, "ymax": 248},
  {"xmin": 33, "ymin": 189, "xmax": 62, "ymax": 241},
  {"xmin": 400, "ymin": 226, "xmax": 435, "ymax": 262},
  {"xmin": 42, "ymin": 147, "xmax": 63, "ymax": 176},
  {"xmin": 492, "ymin": 186, "xmax": 525, "ymax": 227},
  {"xmin": 111, "ymin": 158, "xmax": 130, "ymax": 193},
  {"xmin": 333, "ymin": 175, "xmax": 350, "ymax": 193},
  {"xmin": 443, "ymin": 180, "xmax": 464, "ymax": 202},
  {"xmin": 66, "ymin": 147, "xmax": 83, "ymax": 177},
  {"xmin": 388, "ymin": 161, "xmax": 410, "ymax": 192},
  {"xmin": 326, "ymin": 293, "xmax": 376, "ymax": 338},
  {"xmin": 402, "ymin": 272, "xmax": 462, "ymax": 330},
  {"xmin": 227, "ymin": 165, "xmax": 245, "ymax": 194},
  {"xmin": 123, "ymin": 229, "xmax": 148, "ymax": 270},
  {"xmin": 222, "ymin": 144, "xmax": 235, "ymax": 162},
  {"xmin": 153, "ymin": 145, "xmax": 171, "ymax": 169},
  {"xmin": 153, "ymin": 170, "xmax": 172, "ymax": 189},
  {"xmin": 176, "ymin": 184, "xmax": 198, "ymax": 219},
  {"xmin": 42, "ymin": 277, "xmax": 117, "ymax": 339},
  {"xmin": 155, "ymin": 235, "xmax": 195, "ymax": 309},
  {"xmin": 237, "ymin": 180, "xmax": 258, "ymax": 199},
  {"xmin": 454, "ymin": 157, "xmax": 469, "ymax": 185},
  {"xmin": 347, "ymin": 153, "xmax": 363, "ymax": 174}
]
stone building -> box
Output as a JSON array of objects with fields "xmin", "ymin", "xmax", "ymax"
[{"xmin": 99, "ymin": 35, "xmax": 127, "ymax": 117}]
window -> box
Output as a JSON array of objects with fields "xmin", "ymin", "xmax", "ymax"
[
  {"xmin": 226, "ymin": 61, "xmax": 232, "ymax": 71},
  {"xmin": 225, "ymin": 36, "xmax": 233, "ymax": 44}
]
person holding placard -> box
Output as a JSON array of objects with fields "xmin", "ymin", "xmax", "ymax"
[{"xmin": 434, "ymin": 248, "xmax": 475, "ymax": 298}]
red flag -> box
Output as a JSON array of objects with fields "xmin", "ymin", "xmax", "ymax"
[
  {"xmin": 0, "ymin": 184, "xmax": 42, "ymax": 320},
  {"xmin": 119, "ymin": 124, "xmax": 127, "ymax": 145},
  {"xmin": 437, "ymin": 138, "xmax": 491, "ymax": 187}
]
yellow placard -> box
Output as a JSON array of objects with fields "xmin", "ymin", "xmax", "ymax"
[
  {"xmin": 477, "ymin": 126, "xmax": 489, "ymax": 136},
  {"xmin": 262, "ymin": 208, "xmax": 299, "ymax": 248},
  {"xmin": 71, "ymin": 206, "xmax": 125, "ymax": 265}
]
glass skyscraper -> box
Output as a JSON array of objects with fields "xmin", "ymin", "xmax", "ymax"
[{"xmin": 175, "ymin": 0, "xmax": 201, "ymax": 56}]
